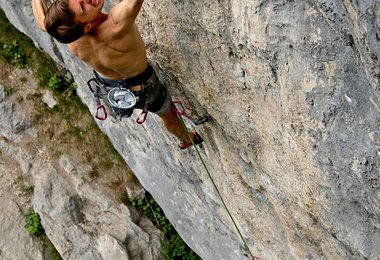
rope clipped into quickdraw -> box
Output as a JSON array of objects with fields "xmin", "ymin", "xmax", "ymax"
[
  {"xmin": 172, "ymin": 100, "xmax": 210, "ymax": 125},
  {"xmin": 173, "ymin": 100, "xmax": 257, "ymax": 260}
]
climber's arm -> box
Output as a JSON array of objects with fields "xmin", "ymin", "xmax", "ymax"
[
  {"xmin": 110, "ymin": 0, "xmax": 145, "ymax": 29},
  {"xmin": 32, "ymin": 0, "xmax": 48, "ymax": 31}
]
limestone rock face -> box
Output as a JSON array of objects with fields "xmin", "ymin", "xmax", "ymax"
[
  {"xmin": 1, "ymin": 0, "xmax": 379, "ymax": 259},
  {"xmin": 0, "ymin": 198, "xmax": 44, "ymax": 259},
  {"xmin": 32, "ymin": 155, "xmax": 162, "ymax": 260},
  {"xmin": 0, "ymin": 86, "xmax": 43, "ymax": 258}
]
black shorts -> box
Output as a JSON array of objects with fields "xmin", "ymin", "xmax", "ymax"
[{"xmin": 133, "ymin": 71, "xmax": 172, "ymax": 115}]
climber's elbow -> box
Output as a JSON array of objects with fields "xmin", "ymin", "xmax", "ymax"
[{"xmin": 37, "ymin": 21, "xmax": 46, "ymax": 32}]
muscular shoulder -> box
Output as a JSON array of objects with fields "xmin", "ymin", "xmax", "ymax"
[
  {"xmin": 108, "ymin": 0, "xmax": 144, "ymax": 31},
  {"xmin": 67, "ymin": 42, "xmax": 79, "ymax": 56}
]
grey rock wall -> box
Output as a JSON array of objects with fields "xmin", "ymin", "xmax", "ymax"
[
  {"xmin": 1, "ymin": 0, "xmax": 379, "ymax": 259},
  {"xmin": 0, "ymin": 83, "xmax": 43, "ymax": 257}
]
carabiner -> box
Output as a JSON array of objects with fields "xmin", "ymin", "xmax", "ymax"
[
  {"xmin": 136, "ymin": 105, "xmax": 148, "ymax": 124},
  {"xmin": 95, "ymin": 104, "xmax": 107, "ymax": 120},
  {"xmin": 172, "ymin": 100, "xmax": 187, "ymax": 116},
  {"xmin": 172, "ymin": 99, "xmax": 209, "ymax": 126}
]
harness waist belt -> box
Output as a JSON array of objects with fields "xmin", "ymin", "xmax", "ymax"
[{"xmin": 94, "ymin": 64, "xmax": 154, "ymax": 89}]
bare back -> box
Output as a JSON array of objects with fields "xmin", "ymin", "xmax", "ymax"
[{"xmin": 68, "ymin": 0, "xmax": 147, "ymax": 80}]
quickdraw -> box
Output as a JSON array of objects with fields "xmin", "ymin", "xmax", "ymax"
[
  {"xmin": 87, "ymin": 78, "xmax": 107, "ymax": 121},
  {"xmin": 172, "ymin": 100, "xmax": 209, "ymax": 126},
  {"xmin": 95, "ymin": 103, "xmax": 107, "ymax": 121}
]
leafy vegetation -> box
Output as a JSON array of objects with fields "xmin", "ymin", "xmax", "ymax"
[
  {"xmin": 20, "ymin": 185, "xmax": 34, "ymax": 196},
  {"xmin": 130, "ymin": 195, "xmax": 201, "ymax": 260},
  {"xmin": 24, "ymin": 208, "xmax": 45, "ymax": 236},
  {"xmin": 4, "ymin": 86, "xmax": 13, "ymax": 96},
  {"xmin": 1, "ymin": 40, "xmax": 27, "ymax": 68},
  {"xmin": 24, "ymin": 208, "xmax": 63, "ymax": 259}
]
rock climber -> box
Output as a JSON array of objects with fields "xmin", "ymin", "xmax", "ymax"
[{"xmin": 31, "ymin": 0, "xmax": 203, "ymax": 149}]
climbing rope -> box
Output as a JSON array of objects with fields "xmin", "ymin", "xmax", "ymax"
[{"xmin": 174, "ymin": 102, "xmax": 257, "ymax": 260}]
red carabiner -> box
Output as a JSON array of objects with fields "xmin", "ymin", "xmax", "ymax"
[
  {"xmin": 173, "ymin": 99, "xmax": 210, "ymax": 126},
  {"xmin": 136, "ymin": 105, "xmax": 148, "ymax": 124},
  {"xmin": 172, "ymin": 100, "xmax": 187, "ymax": 116},
  {"xmin": 95, "ymin": 104, "xmax": 107, "ymax": 120}
]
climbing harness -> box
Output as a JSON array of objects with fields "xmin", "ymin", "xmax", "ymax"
[
  {"xmin": 87, "ymin": 76, "xmax": 145, "ymax": 122},
  {"xmin": 175, "ymin": 107, "xmax": 257, "ymax": 259},
  {"xmin": 87, "ymin": 65, "xmax": 155, "ymax": 121}
]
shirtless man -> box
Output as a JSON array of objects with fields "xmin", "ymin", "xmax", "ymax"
[{"xmin": 31, "ymin": 0, "xmax": 203, "ymax": 149}]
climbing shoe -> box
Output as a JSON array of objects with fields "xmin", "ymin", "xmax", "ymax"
[{"xmin": 178, "ymin": 130, "xmax": 204, "ymax": 150}]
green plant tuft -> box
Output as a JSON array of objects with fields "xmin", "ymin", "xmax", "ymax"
[
  {"xmin": 1, "ymin": 39, "xmax": 27, "ymax": 68},
  {"xmin": 48, "ymin": 74, "xmax": 62, "ymax": 91},
  {"xmin": 4, "ymin": 86, "xmax": 13, "ymax": 96},
  {"xmin": 117, "ymin": 192, "xmax": 130, "ymax": 205},
  {"xmin": 24, "ymin": 208, "xmax": 45, "ymax": 236},
  {"xmin": 20, "ymin": 185, "xmax": 34, "ymax": 196}
]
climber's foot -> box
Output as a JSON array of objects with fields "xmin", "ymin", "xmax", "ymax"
[{"xmin": 178, "ymin": 130, "xmax": 203, "ymax": 150}]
